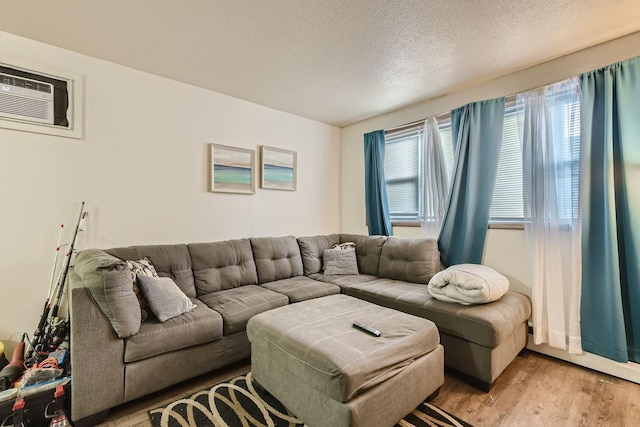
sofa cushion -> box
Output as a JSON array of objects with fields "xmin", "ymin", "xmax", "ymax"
[
  {"xmin": 339, "ymin": 234, "xmax": 386, "ymax": 276},
  {"xmin": 136, "ymin": 275, "xmax": 196, "ymax": 322},
  {"xmin": 199, "ymin": 285, "xmax": 289, "ymax": 335},
  {"xmin": 123, "ymin": 298, "xmax": 223, "ymax": 362},
  {"xmin": 346, "ymin": 279, "xmax": 531, "ymax": 349},
  {"xmin": 261, "ymin": 276, "xmax": 340, "ymax": 302},
  {"xmin": 250, "ymin": 236, "xmax": 304, "ymax": 284},
  {"xmin": 378, "ymin": 237, "xmax": 439, "ymax": 284},
  {"xmin": 106, "ymin": 244, "xmax": 196, "ymax": 298},
  {"xmin": 297, "ymin": 234, "xmax": 341, "ymax": 275},
  {"xmin": 188, "ymin": 239, "xmax": 258, "ymax": 294},
  {"xmin": 74, "ymin": 249, "xmax": 141, "ymax": 338},
  {"xmin": 308, "ymin": 273, "xmax": 379, "ymax": 293}
]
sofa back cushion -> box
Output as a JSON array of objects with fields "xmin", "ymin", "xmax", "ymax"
[
  {"xmin": 339, "ymin": 234, "xmax": 386, "ymax": 276},
  {"xmin": 74, "ymin": 249, "xmax": 141, "ymax": 338},
  {"xmin": 188, "ymin": 239, "xmax": 258, "ymax": 294},
  {"xmin": 250, "ymin": 236, "xmax": 304, "ymax": 284},
  {"xmin": 107, "ymin": 244, "xmax": 196, "ymax": 298},
  {"xmin": 378, "ymin": 237, "xmax": 439, "ymax": 284},
  {"xmin": 296, "ymin": 234, "xmax": 341, "ymax": 276}
]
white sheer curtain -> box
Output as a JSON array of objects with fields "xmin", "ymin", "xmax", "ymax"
[
  {"xmin": 421, "ymin": 117, "xmax": 449, "ymax": 236},
  {"xmin": 518, "ymin": 78, "xmax": 582, "ymax": 354}
]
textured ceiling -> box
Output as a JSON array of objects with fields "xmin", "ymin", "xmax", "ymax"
[{"xmin": 2, "ymin": 1, "xmax": 640, "ymax": 127}]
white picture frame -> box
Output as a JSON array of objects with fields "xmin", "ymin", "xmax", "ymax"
[
  {"xmin": 210, "ymin": 144, "xmax": 255, "ymax": 194},
  {"xmin": 260, "ymin": 146, "xmax": 297, "ymax": 191}
]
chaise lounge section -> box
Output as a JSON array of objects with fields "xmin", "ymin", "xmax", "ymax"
[
  {"xmin": 297, "ymin": 234, "xmax": 531, "ymax": 391},
  {"xmin": 69, "ymin": 233, "xmax": 531, "ymax": 423}
]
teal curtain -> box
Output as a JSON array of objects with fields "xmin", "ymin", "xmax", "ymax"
[
  {"xmin": 364, "ymin": 130, "xmax": 393, "ymax": 236},
  {"xmin": 579, "ymin": 56, "xmax": 640, "ymax": 363},
  {"xmin": 438, "ymin": 98, "xmax": 505, "ymax": 267}
]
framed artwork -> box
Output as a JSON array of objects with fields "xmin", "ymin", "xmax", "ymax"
[
  {"xmin": 210, "ymin": 144, "xmax": 255, "ymax": 194},
  {"xmin": 260, "ymin": 146, "xmax": 297, "ymax": 191}
]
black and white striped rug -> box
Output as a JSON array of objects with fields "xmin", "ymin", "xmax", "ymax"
[{"xmin": 149, "ymin": 372, "xmax": 473, "ymax": 427}]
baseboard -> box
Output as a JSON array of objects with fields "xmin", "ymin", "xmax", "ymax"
[{"xmin": 526, "ymin": 335, "xmax": 640, "ymax": 385}]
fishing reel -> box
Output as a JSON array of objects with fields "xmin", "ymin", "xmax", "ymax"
[
  {"xmin": 27, "ymin": 319, "xmax": 69, "ymax": 366},
  {"xmin": 42, "ymin": 318, "xmax": 68, "ymax": 354}
]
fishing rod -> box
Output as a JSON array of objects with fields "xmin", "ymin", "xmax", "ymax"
[
  {"xmin": 51, "ymin": 202, "xmax": 87, "ymax": 318},
  {"xmin": 28, "ymin": 202, "xmax": 87, "ymax": 362},
  {"xmin": 48, "ymin": 225, "xmax": 64, "ymax": 301},
  {"xmin": 32, "ymin": 224, "xmax": 64, "ymax": 348}
]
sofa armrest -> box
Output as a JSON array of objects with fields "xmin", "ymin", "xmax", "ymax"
[
  {"xmin": 74, "ymin": 249, "xmax": 141, "ymax": 338},
  {"xmin": 69, "ymin": 271, "xmax": 126, "ymax": 422}
]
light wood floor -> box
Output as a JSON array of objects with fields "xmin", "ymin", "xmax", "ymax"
[{"xmin": 98, "ymin": 350, "xmax": 640, "ymax": 427}]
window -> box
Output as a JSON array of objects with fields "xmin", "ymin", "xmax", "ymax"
[
  {"xmin": 435, "ymin": 100, "xmax": 524, "ymax": 223},
  {"xmin": 437, "ymin": 120, "xmax": 455, "ymax": 181},
  {"xmin": 548, "ymin": 96, "xmax": 581, "ymax": 222},
  {"xmin": 491, "ymin": 99, "xmax": 524, "ymax": 222},
  {"xmin": 384, "ymin": 120, "xmax": 452, "ymax": 223},
  {"xmin": 384, "ymin": 126, "xmax": 422, "ymax": 222},
  {"xmin": 384, "ymin": 94, "xmax": 580, "ymax": 226}
]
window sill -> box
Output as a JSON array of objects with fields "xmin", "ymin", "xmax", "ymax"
[
  {"xmin": 391, "ymin": 221, "xmax": 524, "ymax": 230},
  {"xmin": 489, "ymin": 222, "xmax": 524, "ymax": 230},
  {"xmin": 390, "ymin": 221, "xmax": 421, "ymax": 228}
]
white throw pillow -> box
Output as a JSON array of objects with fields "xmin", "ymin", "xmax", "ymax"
[{"xmin": 136, "ymin": 275, "xmax": 196, "ymax": 322}]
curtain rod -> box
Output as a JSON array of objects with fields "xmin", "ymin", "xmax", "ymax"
[
  {"xmin": 381, "ymin": 65, "xmax": 589, "ymax": 133},
  {"xmin": 384, "ymin": 119, "xmax": 424, "ymax": 132},
  {"xmin": 385, "ymin": 96, "xmax": 523, "ymax": 132},
  {"xmin": 384, "ymin": 110, "xmax": 452, "ymax": 133},
  {"xmin": 385, "ymin": 75, "xmax": 581, "ymax": 132}
]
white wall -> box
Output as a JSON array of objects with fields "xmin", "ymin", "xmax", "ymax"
[
  {"xmin": 340, "ymin": 31, "xmax": 640, "ymax": 383},
  {"xmin": 0, "ymin": 32, "xmax": 341, "ymax": 347}
]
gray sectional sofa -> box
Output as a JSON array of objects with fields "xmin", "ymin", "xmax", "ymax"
[{"xmin": 69, "ymin": 234, "xmax": 531, "ymax": 424}]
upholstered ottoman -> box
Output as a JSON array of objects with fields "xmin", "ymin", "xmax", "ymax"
[{"xmin": 247, "ymin": 294, "xmax": 444, "ymax": 427}]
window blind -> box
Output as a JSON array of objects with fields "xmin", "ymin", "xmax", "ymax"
[
  {"xmin": 437, "ymin": 98, "xmax": 525, "ymax": 223},
  {"xmin": 549, "ymin": 99, "xmax": 581, "ymax": 221},
  {"xmin": 384, "ymin": 127, "xmax": 422, "ymax": 221},
  {"xmin": 491, "ymin": 105, "xmax": 524, "ymax": 221},
  {"xmin": 439, "ymin": 123, "xmax": 455, "ymax": 182}
]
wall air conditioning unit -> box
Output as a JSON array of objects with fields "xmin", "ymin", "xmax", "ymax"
[
  {"xmin": 0, "ymin": 73, "xmax": 55, "ymax": 125},
  {"xmin": 0, "ymin": 54, "xmax": 84, "ymax": 139}
]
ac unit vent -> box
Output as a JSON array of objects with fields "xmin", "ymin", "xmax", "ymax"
[{"xmin": 0, "ymin": 73, "xmax": 54, "ymax": 125}]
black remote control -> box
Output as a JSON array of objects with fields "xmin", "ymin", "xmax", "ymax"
[{"xmin": 353, "ymin": 321, "xmax": 381, "ymax": 337}]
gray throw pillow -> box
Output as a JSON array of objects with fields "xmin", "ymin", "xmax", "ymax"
[
  {"xmin": 126, "ymin": 257, "xmax": 158, "ymax": 321},
  {"xmin": 323, "ymin": 244, "xmax": 359, "ymax": 275},
  {"xmin": 136, "ymin": 275, "xmax": 196, "ymax": 322}
]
